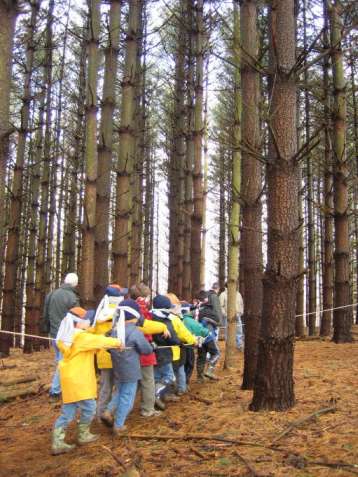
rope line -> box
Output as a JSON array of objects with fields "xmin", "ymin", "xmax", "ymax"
[{"xmin": 0, "ymin": 329, "xmax": 195, "ymax": 350}]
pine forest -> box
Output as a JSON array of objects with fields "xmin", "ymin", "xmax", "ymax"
[{"xmin": 0, "ymin": 0, "xmax": 357, "ymax": 475}]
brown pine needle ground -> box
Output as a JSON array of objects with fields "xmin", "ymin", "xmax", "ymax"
[{"xmin": 0, "ymin": 330, "xmax": 357, "ymax": 477}]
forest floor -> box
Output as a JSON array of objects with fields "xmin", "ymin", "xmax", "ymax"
[{"xmin": 0, "ymin": 329, "xmax": 358, "ymax": 477}]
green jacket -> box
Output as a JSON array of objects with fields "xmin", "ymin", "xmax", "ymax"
[
  {"xmin": 182, "ymin": 314, "xmax": 209, "ymax": 338},
  {"xmin": 41, "ymin": 284, "xmax": 80, "ymax": 338}
]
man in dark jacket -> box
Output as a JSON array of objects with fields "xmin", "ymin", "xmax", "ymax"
[
  {"xmin": 42, "ymin": 273, "xmax": 80, "ymax": 398},
  {"xmin": 208, "ymin": 282, "xmax": 223, "ymax": 328}
]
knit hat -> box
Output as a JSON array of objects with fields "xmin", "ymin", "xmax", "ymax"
[
  {"xmin": 105, "ymin": 283, "xmax": 128, "ymax": 297},
  {"xmin": 117, "ymin": 299, "xmax": 141, "ymax": 320},
  {"xmin": 64, "ymin": 273, "xmax": 78, "ymax": 287},
  {"xmin": 152, "ymin": 295, "xmax": 175, "ymax": 310}
]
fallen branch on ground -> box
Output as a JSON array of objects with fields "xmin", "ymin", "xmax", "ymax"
[
  {"xmin": 189, "ymin": 446, "xmax": 206, "ymax": 459},
  {"xmin": 188, "ymin": 392, "xmax": 213, "ymax": 405},
  {"xmin": 309, "ymin": 460, "xmax": 358, "ymax": 475},
  {"xmin": 272, "ymin": 406, "xmax": 336, "ymax": 444},
  {"xmin": 0, "ymin": 384, "xmax": 40, "ymax": 403},
  {"xmin": 102, "ymin": 445, "xmax": 140, "ymax": 477},
  {"xmin": 123, "ymin": 433, "xmax": 265, "ymax": 448},
  {"xmin": 0, "ymin": 375, "xmax": 38, "ymax": 386},
  {"xmin": 234, "ymin": 450, "xmax": 261, "ymax": 477}
]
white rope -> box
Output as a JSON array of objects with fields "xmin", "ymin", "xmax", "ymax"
[
  {"xmin": 294, "ymin": 302, "xmax": 358, "ymax": 318},
  {"xmin": 0, "ymin": 329, "xmax": 192, "ymax": 350}
]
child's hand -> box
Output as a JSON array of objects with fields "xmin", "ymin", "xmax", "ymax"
[
  {"xmin": 163, "ymin": 328, "xmax": 171, "ymax": 339},
  {"xmin": 117, "ymin": 340, "xmax": 125, "ymax": 351}
]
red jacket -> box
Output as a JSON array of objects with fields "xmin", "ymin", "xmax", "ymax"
[{"xmin": 137, "ymin": 297, "xmax": 157, "ymax": 367}]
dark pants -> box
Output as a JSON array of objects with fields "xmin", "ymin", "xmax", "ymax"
[
  {"xmin": 184, "ymin": 346, "xmax": 195, "ymax": 383},
  {"xmin": 197, "ymin": 340, "xmax": 220, "ymax": 377}
]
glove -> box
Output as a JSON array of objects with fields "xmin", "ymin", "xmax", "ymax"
[{"xmin": 151, "ymin": 342, "xmax": 158, "ymax": 351}]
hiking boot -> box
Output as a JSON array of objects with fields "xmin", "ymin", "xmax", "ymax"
[
  {"xmin": 51, "ymin": 427, "xmax": 76, "ymax": 455},
  {"xmin": 141, "ymin": 409, "xmax": 162, "ymax": 417},
  {"xmin": 154, "ymin": 397, "xmax": 166, "ymax": 410},
  {"xmin": 113, "ymin": 425, "xmax": 128, "ymax": 436},
  {"xmin": 163, "ymin": 393, "xmax": 180, "ymax": 402},
  {"xmin": 204, "ymin": 365, "xmax": 219, "ymax": 381},
  {"xmin": 176, "ymin": 390, "xmax": 186, "ymax": 396},
  {"xmin": 77, "ymin": 423, "xmax": 99, "ymax": 445},
  {"xmin": 100, "ymin": 410, "xmax": 114, "ymax": 427},
  {"xmin": 197, "ymin": 374, "xmax": 206, "ymax": 384}
]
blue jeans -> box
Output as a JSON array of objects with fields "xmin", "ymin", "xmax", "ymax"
[
  {"xmin": 236, "ymin": 314, "xmax": 244, "ymax": 349},
  {"xmin": 174, "ymin": 364, "xmax": 186, "ymax": 393},
  {"xmin": 50, "ymin": 341, "xmax": 62, "ymax": 395},
  {"xmin": 112, "ymin": 381, "xmax": 138, "ymax": 428},
  {"xmin": 54, "ymin": 399, "xmax": 96, "ymax": 429},
  {"xmin": 154, "ymin": 362, "xmax": 175, "ymax": 384}
]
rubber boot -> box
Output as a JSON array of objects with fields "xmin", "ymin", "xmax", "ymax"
[
  {"xmin": 77, "ymin": 423, "xmax": 99, "ymax": 445},
  {"xmin": 51, "ymin": 427, "xmax": 76, "ymax": 455},
  {"xmin": 204, "ymin": 364, "xmax": 219, "ymax": 381},
  {"xmin": 196, "ymin": 361, "xmax": 206, "ymax": 383}
]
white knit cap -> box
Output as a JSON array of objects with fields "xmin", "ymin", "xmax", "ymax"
[{"xmin": 64, "ymin": 273, "xmax": 78, "ymax": 287}]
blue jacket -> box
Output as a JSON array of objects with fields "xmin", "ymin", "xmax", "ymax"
[{"xmin": 110, "ymin": 323, "xmax": 152, "ymax": 383}]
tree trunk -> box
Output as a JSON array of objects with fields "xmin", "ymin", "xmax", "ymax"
[
  {"xmin": 0, "ymin": 0, "xmax": 18, "ymax": 292},
  {"xmin": 95, "ymin": 0, "xmax": 121, "ymax": 300},
  {"xmin": 240, "ymin": 0, "xmax": 263, "ymax": 389},
  {"xmin": 320, "ymin": 0, "xmax": 333, "ymax": 336},
  {"xmin": 330, "ymin": 2, "xmax": 352, "ymax": 343},
  {"xmin": 218, "ymin": 146, "xmax": 226, "ymax": 290},
  {"xmin": 80, "ymin": 0, "xmax": 100, "ymax": 306},
  {"xmin": 113, "ymin": 0, "xmax": 141, "ymax": 287},
  {"xmin": 183, "ymin": 0, "xmax": 195, "ymax": 301},
  {"xmin": 224, "ymin": 0, "xmax": 241, "ymax": 370},
  {"xmin": 1, "ymin": 2, "xmax": 39, "ymax": 356},
  {"xmin": 250, "ymin": 0, "xmax": 298, "ymax": 411},
  {"xmin": 303, "ymin": 0, "xmax": 317, "ymax": 336},
  {"xmin": 190, "ymin": 0, "xmax": 204, "ymax": 297},
  {"xmin": 62, "ymin": 39, "xmax": 87, "ymax": 276},
  {"xmin": 24, "ymin": 0, "xmax": 56, "ymax": 353}
]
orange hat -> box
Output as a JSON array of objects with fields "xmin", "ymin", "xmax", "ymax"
[
  {"xmin": 166, "ymin": 293, "xmax": 181, "ymax": 305},
  {"xmin": 69, "ymin": 307, "xmax": 87, "ymax": 319}
]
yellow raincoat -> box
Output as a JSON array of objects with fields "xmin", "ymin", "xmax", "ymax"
[
  {"xmin": 169, "ymin": 314, "xmax": 196, "ymax": 361},
  {"xmin": 58, "ymin": 329, "xmax": 120, "ymax": 404},
  {"xmin": 94, "ymin": 318, "xmax": 168, "ymax": 369}
]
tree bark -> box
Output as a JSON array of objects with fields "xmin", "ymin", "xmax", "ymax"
[
  {"xmin": 303, "ymin": 0, "xmax": 317, "ymax": 336},
  {"xmin": 250, "ymin": 0, "xmax": 299, "ymax": 411},
  {"xmin": 330, "ymin": 2, "xmax": 352, "ymax": 343},
  {"xmin": 190, "ymin": 0, "xmax": 204, "ymax": 297},
  {"xmin": 1, "ymin": 2, "xmax": 39, "ymax": 356},
  {"xmin": 113, "ymin": 0, "xmax": 141, "ymax": 287},
  {"xmin": 0, "ymin": 0, "xmax": 18, "ymax": 293},
  {"xmin": 240, "ymin": 0, "xmax": 263, "ymax": 389},
  {"xmin": 95, "ymin": 0, "xmax": 121, "ymax": 300},
  {"xmin": 320, "ymin": 0, "xmax": 333, "ymax": 336},
  {"xmin": 80, "ymin": 0, "xmax": 100, "ymax": 306},
  {"xmin": 224, "ymin": 0, "xmax": 241, "ymax": 370}
]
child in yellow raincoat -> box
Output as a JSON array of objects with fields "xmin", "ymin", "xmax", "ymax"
[{"xmin": 52, "ymin": 307, "xmax": 122, "ymax": 455}]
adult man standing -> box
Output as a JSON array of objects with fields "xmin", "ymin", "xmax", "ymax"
[
  {"xmin": 42, "ymin": 273, "xmax": 80, "ymax": 398},
  {"xmin": 208, "ymin": 283, "xmax": 224, "ymax": 340}
]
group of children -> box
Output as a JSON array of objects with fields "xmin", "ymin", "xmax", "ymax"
[{"xmin": 51, "ymin": 283, "xmax": 223, "ymax": 455}]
